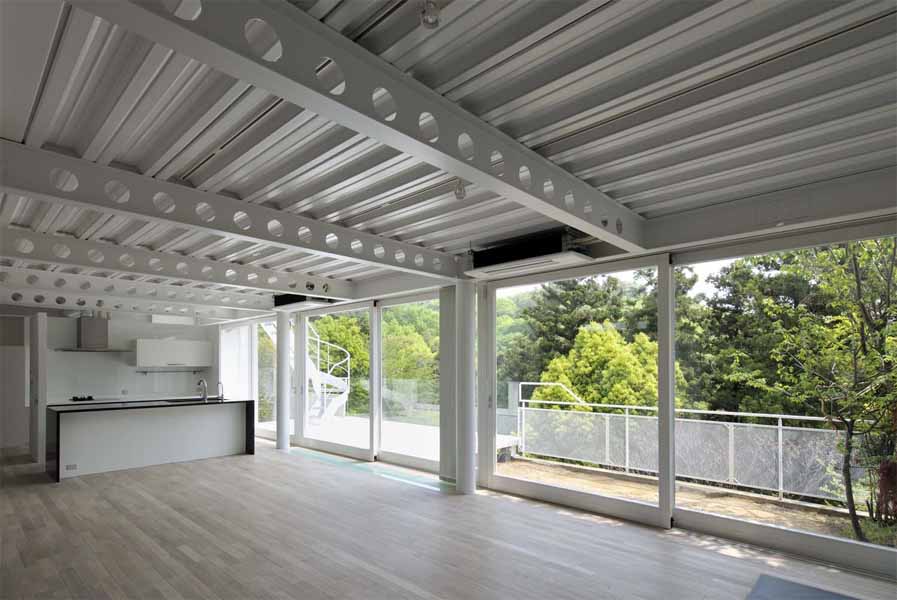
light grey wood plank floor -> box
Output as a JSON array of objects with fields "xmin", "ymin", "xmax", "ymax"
[{"xmin": 2, "ymin": 440, "xmax": 895, "ymax": 600}]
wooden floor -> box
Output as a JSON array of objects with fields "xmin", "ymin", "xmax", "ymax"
[{"xmin": 2, "ymin": 441, "xmax": 894, "ymax": 600}]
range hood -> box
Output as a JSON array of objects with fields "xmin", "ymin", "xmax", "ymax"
[{"xmin": 56, "ymin": 315, "xmax": 126, "ymax": 352}]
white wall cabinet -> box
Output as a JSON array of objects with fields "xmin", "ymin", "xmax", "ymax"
[{"xmin": 136, "ymin": 339, "xmax": 212, "ymax": 371}]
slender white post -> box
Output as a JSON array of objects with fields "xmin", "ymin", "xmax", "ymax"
[
  {"xmin": 276, "ymin": 310, "xmax": 292, "ymax": 450},
  {"xmin": 294, "ymin": 313, "xmax": 307, "ymax": 442},
  {"xmin": 370, "ymin": 303, "xmax": 382, "ymax": 461},
  {"xmin": 439, "ymin": 286, "xmax": 457, "ymax": 481},
  {"xmin": 657, "ymin": 256, "xmax": 676, "ymax": 529},
  {"xmin": 476, "ymin": 284, "xmax": 495, "ymax": 487},
  {"xmin": 455, "ymin": 279, "xmax": 477, "ymax": 494}
]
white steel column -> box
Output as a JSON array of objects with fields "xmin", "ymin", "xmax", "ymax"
[
  {"xmin": 438, "ymin": 286, "xmax": 457, "ymax": 481},
  {"xmin": 276, "ymin": 310, "xmax": 291, "ymax": 450},
  {"xmin": 476, "ymin": 284, "xmax": 496, "ymax": 488},
  {"xmin": 657, "ymin": 256, "xmax": 675, "ymax": 528},
  {"xmin": 455, "ymin": 279, "xmax": 476, "ymax": 494},
  {"xmin": 293, "ymin": 313, "xmax": 307, "ymax": 443},
  {"xmin": 370, "ymin": 302, "xmax": 382, "ymax": 461}
]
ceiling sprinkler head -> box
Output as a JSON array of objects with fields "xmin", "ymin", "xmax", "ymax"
[
  {"xmin": 454, "ymin": 179, "xmax": 466, "ymax": 200},
  {"xmin": 420, "ymin": 0, "xmax": 440, "ymax": 29}
]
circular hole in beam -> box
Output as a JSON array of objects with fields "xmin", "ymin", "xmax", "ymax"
[
  {"xmin": 297, "ymin": 226, "xmax": 312, "ymax": 244},
  {"xmin": 225, "ymin": 269, "xmax": 237, "ymax": 281},
  {"xmin": 233, "ymin": 211, "xmax": 252, "ymax": 231},
  {"xmin": 350, "ymin": 239, "xmax": 363, "ymax": 254},
  {"xmin": 518, "ymin": 166, "xmax": 532, "ymax": 188},
  {"xmin": 79, "ymin": 282, "xmax": 91, "ymax": 291},
  {"xmin": 325, "ymin": 233, "xmax": 339, "ymax": 248},
  {"xmin": 373, "ymin": 244, "xmax": 385, "ymax": 259},
  {"xmin": 414, "ymin": 254, "xmax": 424, "ymax": 267},
  {"xmin": 490, "ymin": 150, "xmax": 504, "ymax": 177},
  {"xmin": 104, "ymin": 180, "xmax": 130, "ymax": 204},
  {"xmin": 419, "ymin": 112, "xmax": 439, "ymax": 143},
  {"xmin": 394, "ymin": 249, "xmax": 406, "ymax": 264},
  {"xmin": 26, "ymin": 274, "xmax": 39, "ymax": 285},
  {"xmin": 50, "ymin": 168, "xmax": 79, "ymax": 192},
  {"xmin": 55, "ymin": 296, "xmax": 66, "ymax": 305},
  {"xmin": 52, "ymin": 243, "xmax": 71, "ymax": 259},
  {"xmin": 457, "ymin": 133, "xmax": 475, "ymax": 161},
  {"xmin": 316, "ymin": 57, "xmax": 346, "ymax": 95},
  {"xmin": 244, "ymin": 18, "xmax": 282, "ymax": 62},
  {"xmin": 372, "ymin": 87, "xmax": 397, "ymax": 121},
  {"xmin": 119, "ymin": 254, "xmax": 136, "ymax": 268},
  {"xmin": 15, "ymin": 238, "xmax": 34, "ymax": 254},
  {"xmin": 564, "ymin": 191, "xmax": 575, "ymax": 211},
  {"xmin": 196, "ymin": 202, "xmax": 215, "ymax": 222},
  {"xmin": 153, "ymin": 192, "xmax": 176, "ymax": 214},
  {"xmin": 54, "ymin": 278, "xmax": 66, "ymax": 288},
  {"xmin": 543, "ymin": 179, "xmax": 555, "ymax": 199},
  {"xmin": 176, "ymin": 262, "xmax": 189, "ymax": 275},
  {"xmin": 148, "ymin": 258, "xmax": 164, "ymax": 272},
  {"xmin": 11, "ymin": 293, "xmax": 22, "ymax": 302},
  {"xmin": 33, "ymin": 295, "xmax": 45, "ymax": 304},
  {"xmin": 267, "ymin": 219, "xmax": 284, "ymax": 237},
  {"xmin": 161, "ymin": 0, "xmax": 202, "ymax": 20},
  {"xmin": 87, "ymin": 249, "xmax": 105, "ymax": 263}
]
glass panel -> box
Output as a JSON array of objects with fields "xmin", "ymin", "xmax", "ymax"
[
  {"xmin": 674, "ymin": 237, "xmax": 897, "ymax": 548},
  {"xmin": 380, "ymin": 299, "xmax": 440, "ymax": 462},
  {"xmin": 305, "ymin": 309, "xmax": 370, "ymax": 450},
  {"xmin": 256, "ymin": 322, "xmax": 276, "ymax": 428},
  {"xmin": 495, "ymin": 268, "xmax": 660, "ymax": 505}
]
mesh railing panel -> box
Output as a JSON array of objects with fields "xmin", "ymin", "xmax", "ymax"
[
  {"xmin": 677, "ymin": 419, "xmax": 729, "ymax": 483},
  {"xmin": 733, "ymin": 424, "xmax": 778, "ymax": 491},
  {"xmin": 520, "ymin": 408, "xmax": 856, "ymax": 501}
]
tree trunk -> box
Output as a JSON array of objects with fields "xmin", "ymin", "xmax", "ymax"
[{"xmin": 842, "ymin": 424, "xmax": 867, "ymax": 542}]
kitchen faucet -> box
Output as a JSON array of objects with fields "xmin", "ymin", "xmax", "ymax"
[{"xmin": 197, "ymin": 378, "xmax": 208, "ymax": 402}]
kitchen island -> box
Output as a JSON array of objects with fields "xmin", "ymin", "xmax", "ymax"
[{"xmin": 46, "ymin": 399, "xmax": 254, "ymax": 481}]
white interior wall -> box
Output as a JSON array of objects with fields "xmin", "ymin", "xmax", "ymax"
[
  {"xmin": 46, "ymin": 315, "xmax": 219, "ymax": 402},
  {"xmin": 219, "ymin": 325, "xmax": 252, "ymax": 401}
]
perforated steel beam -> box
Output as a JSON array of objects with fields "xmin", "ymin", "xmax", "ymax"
[
  {"xmin": 0, "ymin": 140, "xmax": 459, "ymax": 279},
  {"xmin": 68, "ymin": 0, "xmax": 645, "ymax": 252},
  {"xmin": 0, "ymin": 285, "xmax": 246, "ymax": 321},
  {"xmin": 0, "ymin": 268, "xmax": 274, "ymax": 313},
  {"xmin": 0, "ymin": 227, "xmax": 354, "ymax": 300}
]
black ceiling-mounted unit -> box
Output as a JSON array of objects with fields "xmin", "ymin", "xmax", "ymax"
[{"xmin": 465, "ymin": 231, "xmax": 592, "ymax": 279}]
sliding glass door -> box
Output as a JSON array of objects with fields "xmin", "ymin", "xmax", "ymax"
[
  {"xmin": 303, "ymin": 305, "xmax": 372, "ymax": 457},
  {"xmin": 379, "ymin": 296, "xmax": 440, "ymax": 469},
  {"xmin": 482, "ymin": 256, "xmax": 672, "ymax": 527}
]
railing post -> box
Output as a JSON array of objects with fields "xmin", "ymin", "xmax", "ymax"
[
  {"xmin": 727, "ymin": 423, "xmax": 735, "ymax": 483},
  {"xmin": 520, "ymin": 398, "xmax": 526, "ymax": 455},
  {"xmin": 777, "ymin": 417, "xmax": 784, "ymax": 500},
  {"xmin": 624, "ymin": 407, "xmax": 630, "ymax": 473},
  {"xmin": 604, "ymin": 414, "xmax": 610, "ymax": 465}
]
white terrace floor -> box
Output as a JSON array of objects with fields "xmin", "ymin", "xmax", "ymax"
[{"xmin": 258, "ymin": 416, "xmax": 518, "ymax": 462}]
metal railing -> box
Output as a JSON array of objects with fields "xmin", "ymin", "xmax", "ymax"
[
  {"xmin": 516, "ymin": 382, "xmax": 850, "ymax": 502},
  {"xmin": 306, "ymin": 322, "xmax": 350, "ymax": 420}
]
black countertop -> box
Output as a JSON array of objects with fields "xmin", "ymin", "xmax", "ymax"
[{"xmin": 48, "ymin": 398, "xmax": 254, "ymax": 413}]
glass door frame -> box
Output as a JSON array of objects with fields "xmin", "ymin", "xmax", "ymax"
[
  {"xmin": 479, "ymin": 253, "xmax": 675, "ymax": 530},
  {"xmin": 295, "ymin": 300, "xmax": 376, "ymax": 462},
  {"xmin": 376, "ymin": 291, "xmax": 440, "ymax": 473}
]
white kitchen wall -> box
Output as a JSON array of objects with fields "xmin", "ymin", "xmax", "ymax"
[{"xmin": 46, "ymin": 315, "xmax": 219, "ymax": 403}]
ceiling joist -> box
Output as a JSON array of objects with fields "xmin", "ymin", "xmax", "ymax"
[
  {"xmin": 0, "ymin": 140, "xmax": 459, "ymax": 280},
  {"xmin": 67, "ymin": 0, "xmax": 645, "ymax": 252},
  {"xmin": 0, "ymin": 226, "xmax": 354, "ymax": 300}
]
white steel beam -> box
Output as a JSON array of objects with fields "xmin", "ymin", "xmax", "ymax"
[
  {"xmin": 0, "ymin": 285, "xmax": 246, "ymax": 321},
  {"xmin": 68, "ymin": 0, "xmax": 645, "ymax": 252},
  {"xmin": 1, "ymin": 227, "xmax": 354, "ymax": 300},
  {"xmin": 644, "ymin": 167, "xmax": 897, "ymax": 252},
  {"xmin": 0, "ymin": 268, "xmax": 274, "ymax": 313},
  {"xmin": 0, "ymin": 140, "xmax": 459, "ymax": 279}
]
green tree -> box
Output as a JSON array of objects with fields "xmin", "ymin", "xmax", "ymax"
[
  {"xmin": 534, "ymin": 321, "xmax": 687, "ymax": 408},
  {"xmin": 763, "ymin": 240, "xmax": 896, "ymax": 541}
]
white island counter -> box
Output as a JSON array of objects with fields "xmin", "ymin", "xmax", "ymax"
[{"xmin": 46, "ymin": 398, "xmax": 254, "ymax": 481}]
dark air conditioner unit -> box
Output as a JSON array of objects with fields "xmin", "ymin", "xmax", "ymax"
[
  {"xmin": 273, "ymin": 294, "xmax": 335, "ymax": 311},
  {"xmin": 464, "ymin": 231, "xmax": 592, "ymax": 279}
]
